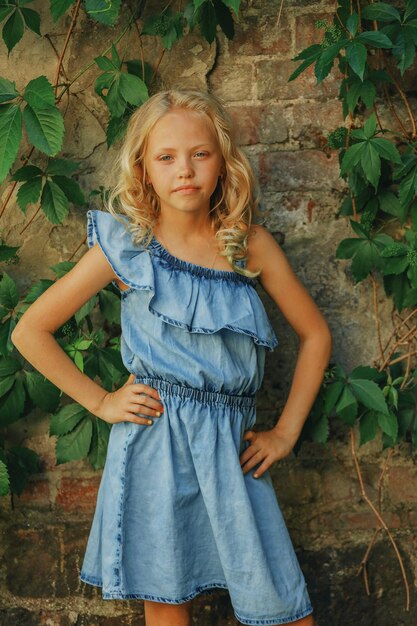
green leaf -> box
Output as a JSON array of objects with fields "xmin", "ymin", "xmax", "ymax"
[
  {"xmin": 0, "ymin": 272, "xmax": 18, "ymax": 309},
  {"xmin": 221, "ymin": 0, "xmax": 241, "ymax": 16},
  {"xmin": 25, "ymin": 371, "xmax": 60, "ymax": 412},
  {"xmin": 361, "ymin": 142, "xmax": 381, "ymax": 190},
  {"xmin": 51, "ymin": 175, "xmax": 85, "ymax": 205},
  {"xmin": 40, "ymin": 179, "xmax": 69, "ymax": 223},
  {"xmin": 88, "ymin": 417, "xmax": 111, "ymax": 469},
  {"xmin": 0, "ymin": 378, "xmax": 25, "ymax": 425},
  {"xmin": 24, "ymin": 278, "xmax": 54, "ymax": 303},
  {"xmin": 0, "ymin": 104, "xmax": 22, "ymax": 183},
  {"xmin": 357, "ymin": 31, "xmax": 393, "ymax": 48},
  {"xmin": 323, "ymin": 380, "xmax": 344, "ymax": 413},
  {"xmin": 106, "ymin": 114, "xmax": 128, "ymax": 147},
  {"xmin": 46, "ymin": 157, "xmax": 80, "ymax": 176},
  {"xmin": 106, "ymin": 77, "xmax": 126, "ymax": 118},
  {"xmin": 349, "ymin": 378, "xmax": 390, "ymax": 414},
  {"xmin": 118, "ymin": 72, "xmax": 148, "ymax": 105},
  {"xmin": 7, "ymin": 446, "xmax": 41, "ymax": 495},
  {"xmin": 309, "ymin": 414, "xmax": 329, "ymax": 444},
  {"xmin": 350, "ymin": 365, "xmax": 384, "ymax": 382},
  {"xmin": 23, "ymin": 104, "xmax": 64, "ymax": 156},
  {"xmin": 23, "ymin": 75, "xmax": 55, "ymax": 109},
  {"xmin": 335, "ymin": 237, "xmax": 363, "ymax": 259},
  {"xmin": 199, "ymin": 0, "xmax": 217, "ymax": 43},
  {"xmin": 359, "ymin": 410, "xmax": 379, "ymax": 445},
  {"xmin": 3, "ymin": 8, "xmax": 24, "ymax": 53},
  {"xmin": 0, "ymin": 244, "xmax": 18, "ymax": 262},
  {"xmin": 371, "ymin": 138, "xmax": 402, "ymax": 164},
  {"xmin": 50, "ymin": 402, "xmax": 88, "ymax": 436},
  {"xmin": 378, "ymin": 190, "xmax": 402, "ymax": 218},
  {"xmin": 95, "ymin": 55, "xmax": 117, "ymax": 71},
  {"xmin": 84, "ymin": 0, "xmax": 121, "ymax": 26},
  {"xmin": 0, "ymin": 316, "xmax": 15, "ymax": 357},
  {"xmin": 363, "ymin": 114, "xmax": 377, "ymax": 139},
  {"xmin": 55, "ymin": 416, "xmax": 93, "ymax": 464},
  {"xmin": 362, "ymin": 3, "xmax": 401, "ymax": 22},
  {"xmin": 11, "ymin": 164, "xmax": 43, "ymax": 181},
  {"xmin": 16, "ymin": 176, "xmax": 42, "ymax": 212},
  {"xmin": 0, "ymin": 77, "xmax": 19, "ymax": 104},
  {"xmin": 50, "ymin": 0, "xmax": 75, "ymax": 22},
  {"xmin": 74, "ymin": 295, "xmax": 96, "ymax": 324},
  {"xmin": 336, "ymin": 385, "xmax": 358, "ymax": 424},
  {"xmin": 340, "ymin": 142, "xmax": 366, "ymax": 177},
  {"xmin": 98, "ymin": 288, "xmax": 120, "ymax": 324},
  {"xmin": 347, "ymin": 12, "xmax": 359, "ymax": 36},
  {"xmin": 0, "ymin": 459, "xmax": 10, "ymax": 496},
  {"xmin": 377, "ymin": 411, "xmax": 398, "ymax": 440},
  {"xmin": 360, "ymin": 80, "xmax": 377, "ymax": 108},
  {"xmin": 214, "ymin": 0, "xmax": 234, "ymax": 40},
  {"xmin": 0, "ymin": 6, "xmax": 13, "ymax": 23},
  {"xmin": 49, "ymin": 261, "xmax": 75, "ymax": 278},
  {"xmin": 345, "ymin": 40, "xmax": 367, "ymax": 80},
  {"xmin": 315, "ymin": 42, "xmax": 345, "ymax": 83},
  {"xmin": 21, "ymin": 8, "xmax": 41, "ymax": 35}
]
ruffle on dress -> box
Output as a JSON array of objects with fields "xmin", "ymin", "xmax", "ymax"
[{"xmin": 87, "ymin": 209, "xmax": 279, "ymax": 351}]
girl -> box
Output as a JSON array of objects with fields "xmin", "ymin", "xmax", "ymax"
[{"xmin": 12, "ymin": 89, "xmax": 332, "ymax": 626}]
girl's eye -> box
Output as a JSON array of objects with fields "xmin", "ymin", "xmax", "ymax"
[
  {"xmin": 159, "ymin": 155, "xmax": 172, "ymax": 161},
  {"xmin": 195, "ymin": 151, "xmax": 208, "ymax": 158}
]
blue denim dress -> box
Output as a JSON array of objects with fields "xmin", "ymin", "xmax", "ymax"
[{"xmin": 80, "ymin": 210, "xmax": 313, "ymax": 625}]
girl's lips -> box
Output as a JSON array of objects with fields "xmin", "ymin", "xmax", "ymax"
[{"xmin": 173, "ymin": 186, "xmax": 200, "ymax": 194}]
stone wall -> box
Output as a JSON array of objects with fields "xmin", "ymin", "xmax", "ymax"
[{"xmin": 1, "ymin": 1, "xmax": 416, "ymax": 625}]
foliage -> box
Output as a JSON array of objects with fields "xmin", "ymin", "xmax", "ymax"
[{"xmin": 0, "ymin": 0, "xmax": 243, "ymax": 497}]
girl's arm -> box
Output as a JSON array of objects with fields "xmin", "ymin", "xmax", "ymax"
[
  {"xmin": 240, "ymin": 225, "xmax": 332, "ymax": 478},
  {"xmin": 11, "ymin": 244, "xmax": 163, "ymax": 424}
]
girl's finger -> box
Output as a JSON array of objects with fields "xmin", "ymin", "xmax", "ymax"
[
  {"xmin": 253, "ymin": 460, "xmax": 271, "ymax": 479},
  {"xmin": 124, "ymin": 412, "xmax": 154, "ymax": 426},
  {"xmin": 135, "ymin": 383, "xmax": 162, "ymax": 401},
  {"xmin": 242, "ymin": 450, "xmax": 264, "ymax": 474},
  {"xmin": 128, "ymin": 403, "xmax": 162, "ymax": 417},
  {"xmin": 132, "ymin": 393, "xmax": 164, "ymax": 412}
]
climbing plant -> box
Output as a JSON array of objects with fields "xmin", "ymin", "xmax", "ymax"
[
  {"xmin": 0, "ymin": 0, "xmax": 243, "ymax": 502},
  {"xmin": 292, "ymin": 0, "xmax": 417, "ymax": 610}
]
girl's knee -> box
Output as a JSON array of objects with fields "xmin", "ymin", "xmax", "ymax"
[{"xmin": 143, "ymin": 598, "xmax": 194, "ymax": 626}]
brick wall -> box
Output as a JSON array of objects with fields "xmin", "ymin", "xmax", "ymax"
[{"xmin": 1, "ymin": 1, "xmax": 416, "ymax": 625}]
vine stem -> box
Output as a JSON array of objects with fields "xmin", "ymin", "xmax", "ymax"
[
  {"xmin": 350, "ymin": 429, "xmax": 410, "ymax": 610},
  {"xmin": 0, "ymin": 147, "xmax": 34, "ymax": 218},
  {"xmin": 357, "ymin": 448, "xmax": 394, "ymax": 593},
  {"xmin": 381, "ymin": 308, "xmax": 417, "ymax": 356},
  {"xmin": 385, "ymin": 67, "xmax": 417, "ymax": 139},
  {"xmin": 54, "ymin": 0, "xmax": 83, "ymax": 97},
  {"xmin": 378, "ymin": 324, "xmax": 417, "ymax": 371},
  {"xmin": 370, "ymin": 272, "xmax": 385, "ymax": 363}
]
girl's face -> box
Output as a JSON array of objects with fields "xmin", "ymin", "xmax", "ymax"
[{"xmin": 144, "ymin": 108, "xmax": 224, "ymax": 219}]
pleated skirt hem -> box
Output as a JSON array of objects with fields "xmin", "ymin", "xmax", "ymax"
[{"xmin": 80, "ymin": 571, "xmax": 313, "ymax": 625}]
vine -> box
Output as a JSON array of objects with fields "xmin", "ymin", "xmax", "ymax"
[{"xmin": 292, "ymin": 0, "xmax": 417, "ymax": 609}]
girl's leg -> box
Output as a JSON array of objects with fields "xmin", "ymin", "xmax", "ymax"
[
  {"xmin": 143, "ymin": 598, "xmax": 194, "ymax": 626},
  {"xmin": 279, "ymin": 615, "xmax": 314, "ymax": 626}
]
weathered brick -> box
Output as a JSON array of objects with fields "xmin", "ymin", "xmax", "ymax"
[
  {"xmin": 209, "ymin": 62, "xmax": 255, "ymax": 101},
  {"xmin": 6, "ymin": 526, "xmax": 60, "ymax": 597},
  {"xmin": 14, "ymin": 477, "xmax": 51, "ymax": 509},
  {"xmin": 291, "ymin": 100, "xmax": 344, "ymax": 147},
  {"xmin": 55, "ymin": 474, "xmax": 101, "ymax": 513},
  {"xmin": 388, "ymin": 467, "xmax": 417, "ymax": 505},
  {"xmin": 295, "ymin": 11, "xmax": 335, "ymax": 50},
  {"xmin": 259, "ymin": 150, "xmax": 341, "ymax": 191},
  {"xmin": 228, "ymin": 14, "xmax": 292, "ymax": 57},
  {"xmin": 227, "ymin": 104, "xmax": 288, "ymax": 145},
  {"xmin": 24, "ymin": 433, "xmax": 58, "ymax": 472},
  {"xmin": 272, "ymin": 465, "xmax": 322, "ymax": 505},
  {"xmin": 0, "ymin": 608, "xmax": 40, "ymax": 626},
  {"xmin": 256, "ymin": 59, "xmax": 341, "ymax": 100}
]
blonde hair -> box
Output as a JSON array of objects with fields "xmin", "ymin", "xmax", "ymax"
[{"xmin": 106, "ymin": 89, "xmax": 261, "ymax": 277}]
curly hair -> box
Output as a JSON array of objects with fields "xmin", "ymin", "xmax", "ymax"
[{"xmin": 106, "ymin": 89, "xmax": 261, "ymax": 277}]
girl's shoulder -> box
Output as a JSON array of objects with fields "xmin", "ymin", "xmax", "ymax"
[{"xmin": 246, "ymin": 224, "xmax": 283, "ymax": 275}]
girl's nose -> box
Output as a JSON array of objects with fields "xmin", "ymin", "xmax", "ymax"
[{"xmin": 177, "ymin": 158, "xmax": 194, "ymax": 178}]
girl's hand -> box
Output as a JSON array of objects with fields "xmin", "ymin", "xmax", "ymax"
[
  {"xmin": 95, "ymin": 373, "xmax": 164, "ymax": 426},
  {"xmin": 240, "ymin": 427, "xmax": 295, "ymax": 479}
]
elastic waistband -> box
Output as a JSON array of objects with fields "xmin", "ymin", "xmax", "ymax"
[{"xmin": 134, "ymin": 376, "xmax": 256, "ymax": 408}]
